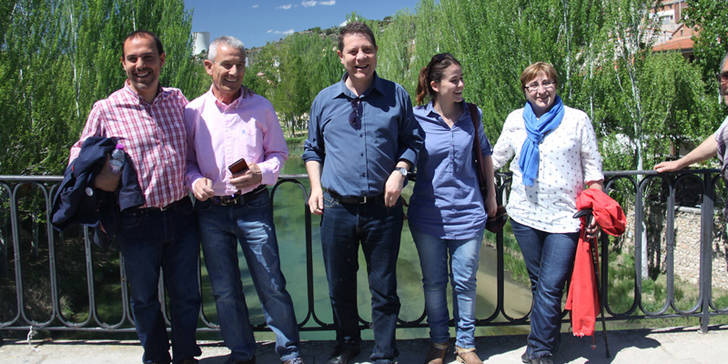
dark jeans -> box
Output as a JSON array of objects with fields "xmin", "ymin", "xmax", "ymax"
[
  {"xmin": 196, "ymin": 191, "xmax": 300, "ymax": 362},
  {"xmin": 511, "ymin": 219, "xmax": 578, "ymax": 360},
  {"xmin": 320, "ymin": 191, "xmax": 403, "ymax": 363},
  {"xmin": 117, "ymin": 197, "xmax": 201, "ymax": 364}
]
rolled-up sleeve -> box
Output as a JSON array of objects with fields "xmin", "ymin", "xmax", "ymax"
[{"xmin": 302, "ymin": 96, "xmax": 325, "ymax": 163}]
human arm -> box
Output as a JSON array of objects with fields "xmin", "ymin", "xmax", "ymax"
[
  {"xmin": 483, "ymin": 155, "xmax": 498, "ymax": 217},
  {"xmin": 305, "ymin": 161, "xmax": 324, "ymax": 215},
  {"xmin": 69, "ymin": 102, "xmax": 121, "ymax": 192},
  {"xmin": 384, "ymin": 160, "xmax": 412, "ymax": 207},
  {"xmin": 183, "ymin": 105, "xmax": 215, "ymax": 200},
  {"xmin": 385, "ymin": 91, "xmax": 423, "ymax": 207},
  {"xmin": 653, "ymin": 136, "xmax": 718, "ymax": 173},
  {"xmin": 303, "ymin": 97, "xmax": 326, "ymax": 215},
  {"xmin": 580, "ymin": 112, "xmax": 605, "ymax": 239},
  {"xmin": 491, "ymin": 112, "xmax": 518, "ymax": 170}
]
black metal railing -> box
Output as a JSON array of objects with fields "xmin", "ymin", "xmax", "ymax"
[{"xmin": 1, "ymin": 170, "xmax": 727, "ymax": 336}]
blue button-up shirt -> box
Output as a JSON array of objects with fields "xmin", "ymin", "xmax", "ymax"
[
  {"xmin": 303, "ymin": 73, "xmax": 423, "ymax": 197},
  {"xmin": 408, "ymin": 102, "xmax": 492, "ymax": 239}
]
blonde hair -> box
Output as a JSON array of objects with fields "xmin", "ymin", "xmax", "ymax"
[{"xmin": 520, "ymin": 62, "xmax": 559, "ymax": 90}]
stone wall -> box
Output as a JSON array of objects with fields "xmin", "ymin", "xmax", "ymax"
[{"xmin": 619, "ymin": 207, "xmax": 728, "ymax": 290}]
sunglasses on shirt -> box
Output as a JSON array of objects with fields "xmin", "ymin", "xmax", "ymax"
[{"xmin": 349, "ymin": 98, "xmax": 362, "ymax": 130}]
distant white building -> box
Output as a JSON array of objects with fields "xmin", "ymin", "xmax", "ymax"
[{"xmin": 192, "ymin": 32, "xmax": 210, "ymax": 55}]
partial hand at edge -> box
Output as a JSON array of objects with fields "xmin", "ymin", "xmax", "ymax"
[
  {"xmin": 93, "ymin": 156, "xmax": 121, "ymax": 192},
  {"xmin": 230, "ymin": 163, "xmax": 262, "ymax": 190},
  {"xmin": 308, "ymin": 187, "xmax": 324, "ymax": 215},
  {"xmin": 192, "ymin": 177, "xmax": 215, "ymax": 201},
  {"xmin": 384, "ymin": 171, "xmax": 405, "ymax": 207}
]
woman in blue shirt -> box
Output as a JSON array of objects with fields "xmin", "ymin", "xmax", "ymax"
[{"xmin": 408, "ymin": 53, "xmax": 497, "ymax": 364}]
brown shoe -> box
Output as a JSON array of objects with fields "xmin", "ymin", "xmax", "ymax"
[
  {"xmin": 455, "ymin": 346, "xmax": 483, "ymax": 364},
  {"xmin": 424, "ymin": 342, "xmax": 448, "ymax": 364}
]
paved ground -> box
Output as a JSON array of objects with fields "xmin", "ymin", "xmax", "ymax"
[{"xmin": 2, "ymin": 325, "xmax": 727, "ymax": 363}]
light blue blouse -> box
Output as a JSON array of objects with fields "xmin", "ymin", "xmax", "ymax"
[{"xmin": 407, "ymin": 101, "xmax": 492, "ymax": 240}]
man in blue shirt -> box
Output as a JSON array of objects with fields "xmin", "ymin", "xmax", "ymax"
[{"xmin": 302, "ymin": 22, "xmax": 423, "ymax": 364}]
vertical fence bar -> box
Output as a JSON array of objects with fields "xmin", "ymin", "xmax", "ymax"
[{"xmin": 699, "ymin": 171, "xmax": 715, "ymax": 332}]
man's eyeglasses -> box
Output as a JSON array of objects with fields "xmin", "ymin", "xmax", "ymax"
[
  {"xmin": 718, "ymin": 71, "xmax": 728, "ymax": 83},
  {"xmin": 349, "ymin": 98, "xmax": 362, "ymax": 129},
  {"xmin": 524, "ymin": 80, "xmax": 556, "ymax": 92}
]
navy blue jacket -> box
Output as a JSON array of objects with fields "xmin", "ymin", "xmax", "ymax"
[{"xmin": 51, "ymin": 136, "xmax": 145, "ymax": 248}]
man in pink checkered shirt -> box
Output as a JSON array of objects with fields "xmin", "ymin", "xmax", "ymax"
[{"xmin": 69, "ymin": 30, "xmax": 200, "ymax": 364}]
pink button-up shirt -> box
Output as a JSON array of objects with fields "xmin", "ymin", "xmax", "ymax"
[
  {"xmin": 184, "ymin": 88, "xmax": 288, "ymax": 196},
  {"xmin": 69, "ymin": 82, "xmax": 189, "ymax": 209}
]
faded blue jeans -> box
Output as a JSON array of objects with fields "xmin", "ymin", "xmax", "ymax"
[
  {"xmin": 196, "ymin": 190, "xmax": 301, "ymax": 362},
  {"xmin": 320, "ymin": 191, "xmax": 403, "ymax": 363},
  {"xmin": 117, "ymin": 198, "xmax": 201, "ymax": 364},
  {"xmin": 511, "ymin": 219, "xmax": 579, "ymax": 360},
  {"xmin": 410, "ymin": 226, "xmax": 484, "ymax": 349}
]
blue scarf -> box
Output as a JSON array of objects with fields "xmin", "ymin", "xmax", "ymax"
[{"xmin": 518, "ymin": 95, "xmax": 564, "ymax": 186}]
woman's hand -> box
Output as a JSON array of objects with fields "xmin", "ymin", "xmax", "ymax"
[{"xmin": 585, "ymin": 218, "xmax": 600, "ymax": 240}]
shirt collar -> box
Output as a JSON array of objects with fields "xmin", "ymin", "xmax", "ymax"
[
  {"xmin": 424, "ymin": 100, "xmax": 469, "ymax": 123},
  {"xmin": 206, "ymin": 85, "xmax": 244, "ymax": 111},
  {"xmin": 334, "ymin": 72, "xmax": 383, "ymax": 100},
  {"xmin": 122, "ymin": 81, "xmax": 167, "ymax": 104}
]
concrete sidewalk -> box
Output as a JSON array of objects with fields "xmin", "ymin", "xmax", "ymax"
[{"xmin": 2, "ymin": 326, "xmax": 726, "ymax": 363}]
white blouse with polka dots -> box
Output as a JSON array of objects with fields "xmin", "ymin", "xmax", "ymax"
[{"xmin": 492, "ymin": 105, "xmax": 603, "ymax": 233}]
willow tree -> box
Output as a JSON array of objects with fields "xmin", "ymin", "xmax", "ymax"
[{"xmin": 0, "ymin": 0, "xmax": 203, "ymax": 175}]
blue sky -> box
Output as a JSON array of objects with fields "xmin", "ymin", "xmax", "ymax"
[{"xmin": 184, "ymin": 0, "xmax": 421, "ymax": 48}]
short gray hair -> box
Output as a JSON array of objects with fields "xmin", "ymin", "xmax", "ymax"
[{"xmin": 208, "ymin": 36, "xmax": 246, "ymax": 61}]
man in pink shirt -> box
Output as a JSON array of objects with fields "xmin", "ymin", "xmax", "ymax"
[
  {"xmin": 70, "ymin": 30, "xmax": 200, "ymax": 364},
  {"xmin": 184, "ymin": 36, "xmax": 302, "ymax": 364}
]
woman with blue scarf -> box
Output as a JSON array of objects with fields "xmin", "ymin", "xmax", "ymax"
[{"xmin": 492, "ymin": 62, "xmax": 604, "ymax": 364}]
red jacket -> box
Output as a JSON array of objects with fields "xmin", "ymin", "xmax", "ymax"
[{"xmin": 565, "ymin": 188, "xmax": 626, "ymax": 337}]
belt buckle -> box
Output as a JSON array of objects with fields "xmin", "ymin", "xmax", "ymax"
[
  {"xmin": 219, "ymin": 195, "xmax": 238, "ymax": 206},
  {"xmin": 359, "ymin": 195, "xmax": 368, "ymax": 204}
]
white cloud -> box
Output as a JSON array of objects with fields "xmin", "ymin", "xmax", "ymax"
[
  {"xmin": 251, "ymin": 4, "xmax": 259, "ymax": 8},
  {"xmin": 267, "ymin": 29, "xmax": 295, "ymax": 35},
  {"xmin": 320, "ymin": 0, "xmax": 335, "ymax": 5},
  {"xmin": 277, "ymin": 4, "xmax": 292, "ymax": 10},
  {"xmin": 301, "ymin": 1, "xmax": 317, "ymax": 7}
]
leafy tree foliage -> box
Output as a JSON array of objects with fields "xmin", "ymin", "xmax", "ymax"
[{"xmin": 0, "ymin": 0, "xmax": 206, "ymax": 175}]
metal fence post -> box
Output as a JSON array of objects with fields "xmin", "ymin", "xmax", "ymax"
[{"xmin": 699, "ymin": 171, "xmax": 714, "ymax": 332}]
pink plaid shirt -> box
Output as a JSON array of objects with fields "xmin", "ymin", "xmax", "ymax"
[{"xmin": 70, "ymin": 82, "xmax": 190, "ymax": 208}]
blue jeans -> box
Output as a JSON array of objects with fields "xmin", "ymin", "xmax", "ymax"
[
  {"xmin": 196, "ymin": 190, "xmax": 300, "ymax": 362},
  {"xmin": 320, "ymin": 192, "xmax": 403, "ymax": 363},
  {"xmin": 410, "ymin": 226, "xmax": 484, "ymax": 349},
  {"xmin": 510, "ymin": 219, "xmax": 578, "ymax": 359},
  {"xmin": 117, "ymin": 198, "xmax": 201, "ymax": 364}
]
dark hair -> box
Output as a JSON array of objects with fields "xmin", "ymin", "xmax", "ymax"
[
  {"xmin": 122, "ymin": 30, "xmax": 164, "ymax": 58},
  {"xmin": 415, "ymin": 53, "xmax": 461, "ymax": 105},
  {"xmin": 337, "ymin": 22, "xmax": 376, "ymax": 51}
]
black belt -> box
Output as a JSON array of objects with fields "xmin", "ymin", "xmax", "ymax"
[
  {"xmin": 326, "ymin": 189, "xmax": 382, "ymax": 205},
  {"xmin": 125, "ymin": 197, "xmax": 189, "ymax": 216},
  {"xmin": 210, "ymin": 185, "xmax": 267, "ymax": 206}
]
